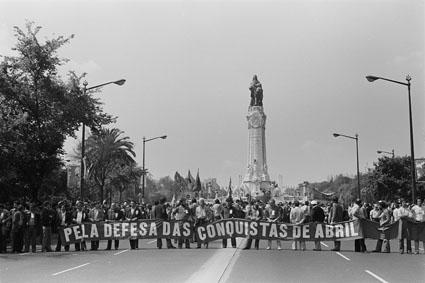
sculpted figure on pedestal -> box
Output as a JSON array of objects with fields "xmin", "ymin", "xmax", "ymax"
[{"xmin": 249, "ymin": 75, "xmax": 263, "ymax": 107}]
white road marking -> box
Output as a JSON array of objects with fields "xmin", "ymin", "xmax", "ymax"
[
  {"xmin": 18, "ymin": 253, "xmax": 30, "ymax": 256},
  {"xmin": 320, "ymin": 242, "xmax": 329, "ymax": 247},
  {"xmin": 186, "ymin": 238, "xmax": 244, "ymax": 283},
  {"xmin": 52, "ymin": 263, "xmax": 91, "ymax": 276},
  {"xmin": 147, "ymin": 240, "xmax": 156, "ymax": 244},
  {"xmin": 336, "ymin": 252, "xmax": 350, "ymax": 261},
  {"xmin": 365, "ymin": 270, "xmax": 389, "ymax": 283},
  {"xmin": 113, "ymin": 249, "xmax": 129, "ymax": 256}
]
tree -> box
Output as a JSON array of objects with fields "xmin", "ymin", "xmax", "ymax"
[
  {"xmin": 0, "ymin": 22, "xmax": 113, "ymax": 201},
  {"xmin": 84, "ymin": 127, "xmax": 135, "ymax": 201},
  {"xmin": 109, "ymin": 163, "xmax": 142, "ymax": 202},
  {"xmin": 365, "ymin": 156, "xmax": 412, "ymax": 201}
]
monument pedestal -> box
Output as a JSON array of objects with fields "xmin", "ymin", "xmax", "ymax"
[{"xmin": 241, "ymin": 104, "xmax": 273, "ymax": 198}]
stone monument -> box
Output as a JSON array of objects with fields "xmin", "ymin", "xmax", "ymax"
[{"xmin": 241, "ymin": 75, "xmax": 272, "ymax": 198}]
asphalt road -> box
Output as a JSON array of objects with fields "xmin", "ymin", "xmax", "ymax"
[{"xmin": 1, "ymin": 239, "xmax": 424, "ymax": 283}]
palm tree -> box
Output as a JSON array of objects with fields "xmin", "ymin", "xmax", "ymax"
[{"xmin": 85, "ymin": 127, "xmax": 135, "ymax": 201}]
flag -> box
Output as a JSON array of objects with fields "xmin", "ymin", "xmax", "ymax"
[
  {"xmin": 228, "ymin": 177, "xmax": 232, "ymax": 198},
  {"xmin": 170, "ymin": 194, "xmax": 176, "ymax": 206},
  {"xmin": 174, "ymin": 171, "xmax": 187, "ymax": 193},
  {"xmin": 194, "ymin": 169, "xmax": 202, "ymax": 192},
  {"xmin": 187, "ymin": 170, "xmax": 195, "ymax": 191}
]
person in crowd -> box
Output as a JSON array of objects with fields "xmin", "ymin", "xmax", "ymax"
[
  {"xmin": 350, "ymin": 199, "xmax": 367, "ymax": 252},
  {"xmin": 125, "ymin": 200, "xmax": 140, "ymax": 250},
  {"xmin": 11, "ymin": 204, "xmax": 25, "ymax": 253},
  {"xmin": 0, "ymin": 203, "xmax": 11, "ymax": 253},
  {"xmin": 72, "ymin": 201, "xmax": 87, "ymax": 251},
  {"xmin": 265, "ymin": 199, "xmax": 282, "ymax": 250},
  {"xmin": 221, "ymin": 198, "xmax": 236, "ymax": 248},
  {"xmin": 173, "ymin": 199, "xmax": 190, "ymax": 249},
  {"xmin": 281, "ymin": 202, "xmax": 291, "ymax": 223},
  {"xmin": 106, "ymin": 203, "xmax": 123, "ymax": 250},
  {"xmin": 290, "ymin": 200, "xmax": 304, "ymax": 250},
  {"xmin": 411, "ymin": 198, "xmax": 425, "ymax": 254},
  {"xmin": 55, "ymin": 203, "xmax": 72, "ymax": 252},
  {"xmin": 152, "ymin": 198, "xmax": 175, "ymax": 249},
  {"xmin": 212, "ymin": 199, "xmax": 223, "ymax": 221},
  {"xmin": 393, "ymin": 199, "xmax": 412, "ymax": 254},
  {"xmin": 329, "ymin": 197, "xmax": 343, "ymax": 251},
  {"xmin": 24, "ymin": 202, "xmax": 39, "ymax": 253},
  {"xmin": 88, "ymin": 202, "xmax": 104, "ymax": 251},
  {"xmin": 41, "ymin": 201, "xmax": 54, "ymax": 252},
  {"xmin": 243, "ymin": 201, "xmax": 262, "ymax": 250},
  {"xmin": 370, "ymin": 203, "xmax": 381, "ymax": 222},
  {"xmin": 195, "ymin": 198, "xmax": 209, "ymax": 248},
  {"xmin": 310, "ymin": 200, "xmax": 325, "ymax": 251},
  {"xmin": 372, "ymin": 201, "xmax": 391, "ymax": 253}
]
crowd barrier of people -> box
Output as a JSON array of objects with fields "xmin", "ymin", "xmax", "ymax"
[{"xmin": 0, "ymin": 196, "xmax": 424, "ymax": 254}]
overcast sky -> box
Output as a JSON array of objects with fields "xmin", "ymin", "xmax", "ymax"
[{"xmin": 1, "ymin": 0, "xmax": 424, "ymax": 188}]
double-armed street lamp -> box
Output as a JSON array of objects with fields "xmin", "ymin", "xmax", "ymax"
[
  {"xmin": 377, "ymin": 149, "xmax": 395, "ymax": 158},
  {"xmin": 366, "ymin": 75, "xmax": 416, "ymax": 203},
  {"xmin": 141, "ymin": 135, "xmax": 167, "ymax": 200},
  {"xmin": 333, "ymin": 133, "xmax": 361, "ymax": 199},
  {"xmin": 80, "ymin": 79, "xmax": 126, "ymax": 200}
]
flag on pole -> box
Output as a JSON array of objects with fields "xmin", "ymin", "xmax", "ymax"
[
  {"xmin": 228, "ymin": 177, "xmax": 232, "ymax": 199},
  {"xmin": 194, "ymin": 169, "xmax": 202, "ymax": 192}
]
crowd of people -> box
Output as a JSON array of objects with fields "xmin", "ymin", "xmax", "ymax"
[{"xmin": 0, "ymin": 196, "xmax": 424, "ymax": 254}]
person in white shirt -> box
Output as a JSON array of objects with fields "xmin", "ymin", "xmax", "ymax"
[
  {"xmin": 411, "ymin": 198, "xmax": 425, "ymax": 254},
  {"xmin": 394, "ymin": 200, "xmax": 413, "ymax": 254},
  {"xmin": 195, "ymin": 199, "xmax": 209, "ymax": 248},
  {"xmin": 290, "ymin": 200, "xmax": 304, "ymax": 250}
]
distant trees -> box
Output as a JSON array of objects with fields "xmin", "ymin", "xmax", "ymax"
[{"xmin": 0, "ymin": 22, "xmax": 113, "ymax": 201}]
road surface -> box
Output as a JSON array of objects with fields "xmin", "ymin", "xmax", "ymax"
[{"xmin": 1, "ymin": 239, "xmax": 424, "ymax": 283}]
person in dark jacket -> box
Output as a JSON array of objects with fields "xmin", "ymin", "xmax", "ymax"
[
  {"xmin": 106, "ymin": 203, "xmax": 124, "ymax": 250},
  {"xmin": 24, "ymin": 203, "xmax": 40, "ymax": 253},
  {"xmin": 329, "ymin": 197, "xmax": 344, "ymax": 251},
  {"xmin": 11, "ymin": 204, "xmax": 25, "ymax": 253},
  {"xmin": 56, "ymin": 204, "xmax": 73, "ymax": 252},
  {"xmin": 311, "ymin": 200, "xmax": 325, "ymax": 251},
  {"xmin": 41, "ymin": 201, "xmax": 54, "ymax": 252}
]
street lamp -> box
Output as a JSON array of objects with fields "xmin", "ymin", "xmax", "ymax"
[
  {"xmin": 366, "ymin": 74, "xmax": 416, "ymax": 202},
  {"xmin": 80, "ymin": 79, "xmax": 126, "ymax": 200},
  {"xmin": 333, "ymin": 133, "xmax": 361, "ymax": 199},
  {"xmin": 377, "ymin": 149, "xmax": 395, "ymax": 158},
  {"xmin": 141, "ymin": 135, "xmax": 167, "ymax": 200}
]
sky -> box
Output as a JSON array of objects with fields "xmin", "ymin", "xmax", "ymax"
[{"xmin": 0, "ymin": 0, "xmax": 424, "ymax": 188}]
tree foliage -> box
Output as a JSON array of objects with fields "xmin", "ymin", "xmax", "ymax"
[
  {"xmin": 0, "ymin": 22, "xmax": 113, "ymax": 201},
  {"xmin": 84, "ymin": 127, "xmax": 135, "ymax": 201}
]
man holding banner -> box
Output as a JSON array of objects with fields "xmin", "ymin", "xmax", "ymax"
[{"xmin": 265, "ymin": 199, "xmax": 282, "ymax": 250}]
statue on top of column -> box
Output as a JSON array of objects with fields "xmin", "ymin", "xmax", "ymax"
[{"xmin": 249, "ymin": 75, "xmax": 263, "ymax": 107}]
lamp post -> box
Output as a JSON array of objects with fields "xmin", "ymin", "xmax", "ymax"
[
  {"xmin": 80, "ymin": 79, "xmax": 126, "ymax": 200},
  {"xmin": 333, "ymin": 133, "xmax": 361, "ymax": 199},
  {"xmin": 377, "ymin": 149, "xmax": 395, "ymax": 158},
  {"xmin": 366, "ymin": 75, "xmax": 416, "ymax": 203},
  {"xmin": 141, "ymin": 135, "xmax": 167, "ymax": 200}
]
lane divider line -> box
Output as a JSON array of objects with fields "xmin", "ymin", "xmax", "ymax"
[
  {"xmin": 365, "ymin": 270, "xmax": 389, "ymax": 283},
  {"xmin": 113, "ymin": 249, "xmax": 129, "ymax": 256},
  {"xmin": 52, "ymin": 263, "xmax": 91, "ymax": 276},
  {"xmin": 336, "ymin": 252, "xmax": 350, "ymax": 261},
  {"xmin": 320, "ymin": 242, "xmax": 329, "ymax": 248}
]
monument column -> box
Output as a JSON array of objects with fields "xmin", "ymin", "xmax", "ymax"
[{"xmin": 241, "ymin": 75, "xmax": 272, "ymax": 198}]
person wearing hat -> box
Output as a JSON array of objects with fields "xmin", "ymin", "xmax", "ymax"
[{"xmin": 311, "ymin": 200, "xmax": 325, "ymax": 251}]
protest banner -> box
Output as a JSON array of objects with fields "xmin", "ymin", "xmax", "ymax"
[
  {"xmin": 59, "ymin": 220, "xmax": 193, "ymax": 244},
  {"xmin": 195, "ymin": 219, "xmax": 363, "ymax": 243},
  {"xmin": 59, "ymin": 218, "xmax": 421, "ymax": 245}
]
